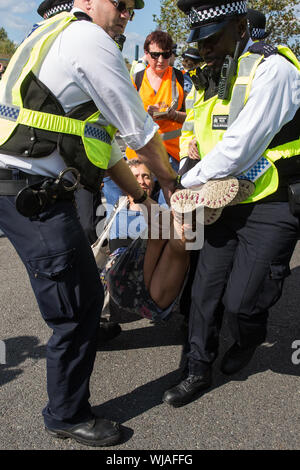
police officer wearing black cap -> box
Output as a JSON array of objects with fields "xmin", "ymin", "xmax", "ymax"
[
  {"xmin": 0, "ymin": 0, "xmax": 178, "ymax": 446},
  {"xmin": 37, "ymin": 0, "xmax": 124, "ymax": 344},
  {"xmin": 163, "ymin": 0, "xmax": 300, "ymax": 407},
  {"xmin": 181, "ymin": 47, "xmax": 203, "ymax": 93},
  {"xmin": 182, "ymin": 47, "xmax": 202, "ymax": 67},
  {"xmin": 38, "ymin": 0, "xmax": 74, "ymax": 18},
  {"xmin": 247, "ymin": 8, "xmax": 270, "ymax": 41}
]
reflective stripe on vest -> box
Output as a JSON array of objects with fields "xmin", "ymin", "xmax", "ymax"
[
  {"xmin": 0, "ymin": 12, "xmax": 116, "ymax": 169},
  {"xmin": 193, "ymin": 46, "xmax": 300, "ymax": 203},
  {"xmin": 160, "ymin": 128, "xmax": 182, "ymax": 140},
  {"xmin": 157, "ymin": 68, "xmax": 182, "ymax": 143},
  {"xmin": 179, "ymin": 85, "xmax": 200, "ymax": 159},
  {"xmin": 0, "ymin": 103, "xmax": 112, "ymax": 145},
  {"xmin": 228, "ymin": 53, "xmax": 263, "ymax": 127}
]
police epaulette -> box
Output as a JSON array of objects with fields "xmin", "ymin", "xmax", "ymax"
[
  {"xmin": 73, "ymin": 11, "xmax": 92, "ymax": 22},
  {"xmin": 248, "ymin": 41, "xmax": 278, "ymax": 58}
]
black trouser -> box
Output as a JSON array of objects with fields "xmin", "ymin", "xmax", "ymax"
[
  {"xmin": 0, "ymin": 196, "xmax": 103, "ymax": 429},
  {"xmin": 75, "ymin": 187, "xmax": 103, "ymax": 245},
  {"xmin": 187, "ymin": 201, "xmax": 299, "ymax": 375}
]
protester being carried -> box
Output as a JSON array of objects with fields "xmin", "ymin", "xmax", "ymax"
[{"xmin": 99, "ymin": 162, "xmax": 255, "ymax": 323}]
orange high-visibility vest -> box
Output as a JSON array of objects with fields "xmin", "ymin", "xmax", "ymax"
[{"xmin": 126, "ymin": 66, "xmax": 184, "ymax": 161}]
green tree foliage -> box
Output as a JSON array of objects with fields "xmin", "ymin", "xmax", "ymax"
[
  {"xmin": 248, "ymin": 0, "xmax": 300, "ymax": 57},
  {"xmin": 153, "ymin": 0, "xmax": 300, "ymax": 58},
  {"xmin": 153, "ymin": 0, "xmax": 189, "ymax": 54},
  {"xmin": 0, "ymin": 27, "xmax": 17, "ymax": 57}
]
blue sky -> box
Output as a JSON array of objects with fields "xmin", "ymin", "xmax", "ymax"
[{"xmin": 0, "ymin": 0, "xmax": 161, "ymax": 61}]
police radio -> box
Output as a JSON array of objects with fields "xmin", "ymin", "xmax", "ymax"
[
  {"xmin": 189, "ymin": 67, "xmax": 208, "ymax": 91},
  {"xmin": 218, "ymin": 41, "xmax": 240, "ymax": 100}
]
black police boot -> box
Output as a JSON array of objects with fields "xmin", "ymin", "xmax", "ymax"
[
  {"xmin": 45, "ymin": 416, "xmax": 121, "ymax": 447},
  {"xmin": 162, "ymin": 370, "xmax": 212, "ymax": 407},
  {"xmin": 220, "ymin": 342, "xmax": 257, "ymax": 375},
  {"xmin": 97, "ymin": 319, "xmax": 122, "ymax": 343}
]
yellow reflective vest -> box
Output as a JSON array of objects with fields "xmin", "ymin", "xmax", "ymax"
[
  {"xmin": 180, "ymin": 46, "xmax": 300, "ymax": 203},
  {"xmin": 0, "ymin": 12, "xmax": 117, "ymax": 191}
]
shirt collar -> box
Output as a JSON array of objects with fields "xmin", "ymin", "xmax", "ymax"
[{"xmin": 242, "ymin": 38, "xmax": 255, "ymax": 55}]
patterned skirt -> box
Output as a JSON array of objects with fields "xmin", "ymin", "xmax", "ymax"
[{"xmin": 100, "ymin": 237, "xmax": 178, "ymax": 323}]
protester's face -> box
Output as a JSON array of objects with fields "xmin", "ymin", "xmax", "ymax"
[
  {"xmin": 130, "ymin": 164, "xmax": 154, "ymax": 196},
  {"xmin": 89, "ymin": 0, "xmax": 135, "ymax": 37},
  {"xmin": 145, "ymin": 42, "xmax": 172, "ymax": 74},
  {"xmin": 197, "ymin": 18, "xmax": 246, "ymax": 72}
]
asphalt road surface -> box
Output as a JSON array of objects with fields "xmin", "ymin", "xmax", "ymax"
[{"xmin": 1, "ymin": 235, "xmax": 300, "ymax": 452}]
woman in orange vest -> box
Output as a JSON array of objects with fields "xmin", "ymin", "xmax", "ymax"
[{"xmin": 126, "ymin": 31, "xmax": 186, "ymax": 178}]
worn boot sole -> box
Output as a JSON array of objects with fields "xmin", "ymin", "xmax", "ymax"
[{"xmin": 171, "ymin": 177, "xmax": 239, "ymax": 211}]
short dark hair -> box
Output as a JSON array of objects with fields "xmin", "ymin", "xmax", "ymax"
[{"xmin": 144, "ymin": 30, "xmax": 173, "ymax": 53}]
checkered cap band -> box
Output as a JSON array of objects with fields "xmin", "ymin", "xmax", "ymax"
[
  {"xmin": 44, "ymin": 2, "xmax": 73, "ymax": 19},
  {"xmin": 0, "ymin": 104, "xmax": 20, "ymax": 121},
  {"xmin": 250, "ymin": 27, "xmax": 267, "ymax": 39},
  {"xmin": 84, "ymin": 125, "xmax": 112, "ymax": 145},
  {"xmin": 188, "ymin": 1, "xmax": 247, "ymax": 28},
  {"xmin": 238, "ymin": 156, "xmax": 271, "ymax": 182}
]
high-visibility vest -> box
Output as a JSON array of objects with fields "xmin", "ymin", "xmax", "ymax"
[
  {"xmin": 0, "ymin": 12, "xmax": 117, "ymax": 191},
  {"xmin": 179, "ymin": 84, "xmax": 198, "ymax": 159},
  {"xmin": 126, "ymin": 66, "xmax": 184, "ymax": 161},
  {"xmin": 129, "ymin": 58, "xmax": 147, "ymax": 77},
  {"xmin": 179, "ymin": 65, "xmax": 207, "ymax": 159},
  {"xmin": 190, "ymin": 46, "xmax": 300, "ymax": 203}
]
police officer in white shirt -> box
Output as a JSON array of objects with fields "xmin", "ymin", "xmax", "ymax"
[
  {"xmin": 162, "ymin": 0, "xmax": 300, "ymax": 408},
  {"xmin": 0, "ymin": 0, "xmax": 177, "ymax": 447}
]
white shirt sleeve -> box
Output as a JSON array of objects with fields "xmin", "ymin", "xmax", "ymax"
[
  {"xmin": 37, "ymin": 19, "xmax": 158, "ymax": 152},
  {"xmin": 181, "ymin": 53, "xmax": 300, "ymax": 188}
]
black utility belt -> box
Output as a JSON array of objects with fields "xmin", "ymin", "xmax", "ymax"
[
  {"xmin": 0, "ymin": 167, "xmax": 80, "ymax": 217},
  {"xmin": 288, "ymin": 180, "xmax": 300, "ymax": 216},
  {"xmin": 258, "ymin": 178, "xmax": 300, "ymax": 216},
  {"xmin": 0, "ymin": 168, "xmax": 45, "ymax": 196}
]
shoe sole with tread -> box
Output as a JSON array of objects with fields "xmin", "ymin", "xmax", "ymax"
[{"xmin": 171, "ymin": 177, "xmax": 239, "ymax": 212}]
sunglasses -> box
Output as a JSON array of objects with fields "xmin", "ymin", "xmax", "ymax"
[
  {"xmin": 147, "ymin": 51, "xmax": 173, "ymax": 60},
  {"xmin": 109, "ymin": 0, "xmax": 135, "ymax": 21}
]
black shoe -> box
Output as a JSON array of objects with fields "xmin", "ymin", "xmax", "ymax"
[
  {"xmin": 98, "ymin": 320, "xmax": 122, "ymax": 343},
  {"xmin": 162, "ymin": 371, "xmax": 212, "ymax": 407},
  {"xmin": 220, "ymin": 342, "xmax": 257, "ymax": 375},
  {"xmin": 45, "ymin": 416, "xmax": 121, "ymax": 447}
]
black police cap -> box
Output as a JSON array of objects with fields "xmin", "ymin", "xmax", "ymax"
[
  {"xmin": 182, "ymin": 47, "xmax": 202, "ymax": 60},
  {"xmin": 38, "ymin": 0, "xmax": 144, "ymax": 19},
  {"xmin": 37, "ymin": 0, "xmax": 73, "ymax": 19},
  {"xmin": 247, "ymin": 8, "xmax": 270, "ymax": 40},
  {"xmin": 177, "ymin": 0, "xmax": 247, "ymax": 43}
]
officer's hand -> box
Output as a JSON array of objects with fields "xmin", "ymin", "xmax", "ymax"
[{"xmin": 188, "ymin": 138, "xmax": 200, "ymax": 160}]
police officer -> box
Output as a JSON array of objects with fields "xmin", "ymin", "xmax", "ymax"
[
  {"xmin": 247, "ymin": 8, "xmax": 270, "ymax": 41},
  {"xmin": 36, "ymin": 0, "xmax": 124, "ymax": 343},
  {"xmin": 163, "ymin": 0, "xmax": 300, "ymax": 407},
  {"xmin": 37, "ymin": 0, "xmax": 103, "ymax": 246},
  {"xmin": 0, "ymin": 0, "xmax": 177, "ymax": 446},
  {"xmin": 181, "ymin": 47, "xmax": 202, "ymax": 94}
]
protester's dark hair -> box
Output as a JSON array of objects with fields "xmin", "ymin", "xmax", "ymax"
[{"xmin": 144, "ymin": 30, "xmax": 173, "ymax": 53}]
